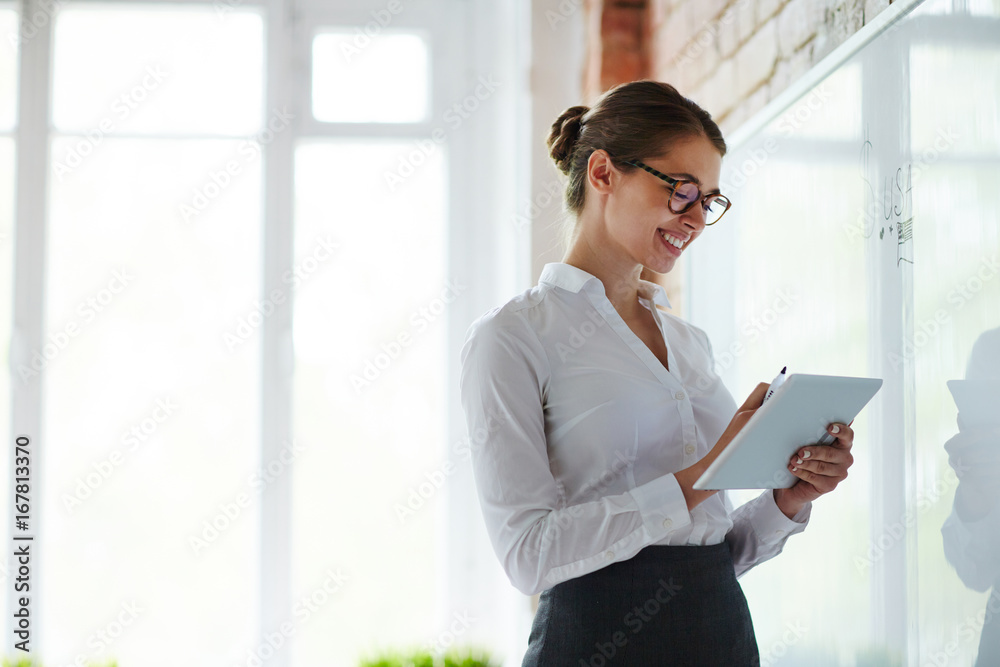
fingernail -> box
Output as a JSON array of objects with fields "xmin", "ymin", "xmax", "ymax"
[
  {"xmin": 791, "ymin": 466, "xmax": 798, "ymax": 472},
  {"xmin": 803, "ymin": 450, "xmax": 811, "ymax": 459},
  {"xmin": 795, "ymin": 457, "xmax": 803, "ymax": 465},
  {"xmin": 831, "ymin": 425, "xmax": 840, "ymax": 434}
]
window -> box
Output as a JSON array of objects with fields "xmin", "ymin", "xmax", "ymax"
[
  {"xmin": 4, "ymin": 0, "xmax": 527, "ymax": 664},
  {"xmin": 311, "ymin": 31, "xmax": 430, "ymax": 123},
  {"xmin": 42, "ymin": 5, "xmax": 264, "ymax": 663}
]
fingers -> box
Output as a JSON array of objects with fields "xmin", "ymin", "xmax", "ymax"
[
  {"xmin": 783, "ymin": 422, "xmax": 855, "ymax": 497},
  {"xmin": 738, "ymin": 382, "xmax": 770, "ymax": 412},
  {"xmin": 826, "ymin": 422, "xmax": 854, "ymax": 450},
  {"xmin": 789, "ymin": 444, "xmax": 854, "ymax": 475},
  {"xmin": 786, "ymin": 463, "xmax": 843, "ymax": 493},
  {"xmin": 787, "ymin": 440, "xmax": 854, "ymax": 493}
]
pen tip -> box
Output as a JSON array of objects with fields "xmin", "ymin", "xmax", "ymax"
[{"xmin": 780, "ymin": 366, "xmax": 787, "ymax": 373}]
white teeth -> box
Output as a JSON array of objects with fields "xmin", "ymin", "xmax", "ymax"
[{"xmin": 659, "ymin": 230, "xmax": 684, "ymax": 249}]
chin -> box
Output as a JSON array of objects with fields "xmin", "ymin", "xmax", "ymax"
[{"xmin": 644, "ymin": 259, "xmax": 676, "ymax": 276}]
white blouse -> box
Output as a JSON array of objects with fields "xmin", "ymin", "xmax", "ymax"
[{"xmin": 459, "ymin": 262, "xmax": 811, "ymax": 596}]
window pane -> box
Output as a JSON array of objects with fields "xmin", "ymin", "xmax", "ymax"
[
  {"xmin": 291, "ymin": 140, "xmax": 447, "ymax": 664},
  {"xmin": 52, "ymin": 5, "xmax": 263, "ymax": 135},
  {"xmin": 312, "ymin": 31, "xmax": 429, "ymax": 123},
  {"xmin": 43, "ymin": 137, "xmax": 261, "ymax": 665},
  {"xmin": 0, "ymin": 9, "xmax": 17, "ymax": 130}
]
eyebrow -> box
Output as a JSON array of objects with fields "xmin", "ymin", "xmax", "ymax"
[{"xmin": 667, "ymin": 172, "xmax": 722, "ymax": 195}]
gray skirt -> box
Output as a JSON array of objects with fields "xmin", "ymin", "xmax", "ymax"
[{"xmin": 521, "ymin": 542, "xmax": 760, "ymax": 666}]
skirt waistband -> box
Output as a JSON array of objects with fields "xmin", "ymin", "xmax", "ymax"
[{"xmin": 625, "ymin": 540, "xmax": 732, "ymax": 563}]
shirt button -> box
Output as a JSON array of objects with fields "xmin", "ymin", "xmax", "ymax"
[
  {"xmin": 675, "ymin": 391, "xmax": 686, "ymax": 400},
  {"xmin": 605, "ymin": 550, "xmax": 615, "ymax": 561},
  {"xmin": 684, "ymin": 444, "xmax": 695, "ymax": 455},
  {"xmin": 662, "ymin": 518, "xmax": 673, "ymax": 528},
  {"xmin": 775, "ymin": 530, "xmax": 786, "ymax": 537}
]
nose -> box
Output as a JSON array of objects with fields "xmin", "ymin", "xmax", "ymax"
[{"xmin": 679, "ymin": 204, "xmax": 707, "ymax": 233}]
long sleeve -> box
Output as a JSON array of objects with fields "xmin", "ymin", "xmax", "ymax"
[
  {"xmin": 940, "ymin": 426, "xmax": 1000, "ymax": 592},
  {"xmin": 459, "ymin": 307, "xmax": 693, "ymax": 596},
  {"xmin": 723, "ymin": 489, "xmax": 811, "ymax": 578},
  {"xmin": 942, "ymin": 498, "xmax": 1000, "ymax": 592}
]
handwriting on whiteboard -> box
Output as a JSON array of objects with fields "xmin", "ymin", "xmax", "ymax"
[{"xmin": 853, "ymin": 123, "xmax": 914, "ymax": 266}]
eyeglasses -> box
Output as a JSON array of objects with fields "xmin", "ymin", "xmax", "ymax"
[{"xmin": 621, "ymin": 158, "xmax": 732, "ymax": 225}]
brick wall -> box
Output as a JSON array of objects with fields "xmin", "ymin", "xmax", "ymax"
[
  {"xmin": 651, "ymin": 0, "xmax": 894, "ymax": 132},
  {"xmin": 587, "ymin": 0, "xmax": 895, "ymax": 131},
  {"xmin": 579, "ymin": 0, "xmax": 895, "ymax": 313}
]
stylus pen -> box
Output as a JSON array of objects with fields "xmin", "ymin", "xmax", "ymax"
[{"xmin": 762, "ymin": 366, "xmax": 787, "ymax": 405}]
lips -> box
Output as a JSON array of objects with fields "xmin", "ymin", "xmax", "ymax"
[{"xmin": 658, "ymin": 229, "xmax": 688, "ymax": 253}]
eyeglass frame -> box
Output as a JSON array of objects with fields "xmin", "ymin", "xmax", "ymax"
[{"xmin": 617, "ymin": 157, "xmax": 732, "ymax": 225}]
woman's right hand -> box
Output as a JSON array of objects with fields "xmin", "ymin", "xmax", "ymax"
[{"xmin": 674, "ymin": 382, "xmax": 769, "ymax": 510}]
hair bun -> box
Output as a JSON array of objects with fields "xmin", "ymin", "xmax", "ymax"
[{"xmin": 546, "ymin": 105, "xmax": 589, "ymax": 174}]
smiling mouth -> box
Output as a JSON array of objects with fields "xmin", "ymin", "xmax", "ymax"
[{"xmin": 658, "ymin": 229, "xmax": 687, "ymax": 250}]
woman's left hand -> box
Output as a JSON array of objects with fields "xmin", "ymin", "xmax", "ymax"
[{"xmin": 773, "ymin": 421, "xmax": 855, "ymax": 519}]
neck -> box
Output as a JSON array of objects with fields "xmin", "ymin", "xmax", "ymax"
[{"xmin": 562, "ymin": 234, "xmax": 643, "ymax": 317}]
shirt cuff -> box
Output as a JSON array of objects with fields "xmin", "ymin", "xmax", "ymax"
[
  {"xmin": 750, "ymin": 490, "xmax": 811, "ymax": 545},
  {"xmin": 629, "ymin": 473, "xmax": 693, "ymax": 540}
]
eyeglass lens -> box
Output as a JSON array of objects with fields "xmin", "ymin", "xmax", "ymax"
[{"xmin": 671, "ymin": 182, "xmax": 728, "ymax": 223}]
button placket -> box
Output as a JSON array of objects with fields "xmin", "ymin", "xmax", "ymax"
[{"xmin": 589, "ymin": 291, "xmax": 678, "ymax": 388}]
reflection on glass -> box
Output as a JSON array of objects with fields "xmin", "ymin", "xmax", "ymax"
[
  {"xmin": 771, "ymin": 62, "xmax": 861, "ymax": 141},
  {"xmin": 941, "ymin": 330, "xmax": 1000, "ymax": 666},
  {"xmin": 911, "ymin": 47, "xmax": 1000, "ymax": 156},
  {"xmin": 909, "ymin": 3, "xmax": 1000, "ymax": 660},
  {"xmin": 292, "ymin": 140, "xmax": 448, "ymax": 664},
  {"xmin": 312, "ymin": 31, "xmax": 430, "ymax": 123},
  {"xmin": 969, "ymin": 0, "xmax": 1000, "ymax": 16}
]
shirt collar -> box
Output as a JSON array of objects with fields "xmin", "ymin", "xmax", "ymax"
[{"xmin": 538, "ymin": 262, "xmax": 672, "ymax": 310}]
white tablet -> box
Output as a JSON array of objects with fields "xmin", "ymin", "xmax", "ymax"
[
  {"xmin": 947, "ymin": 379, "xmax": 1000, "ymax": 429},
  {"xmin": 693, "ymin": 373, "xmax": 883, "ymax": 490}
]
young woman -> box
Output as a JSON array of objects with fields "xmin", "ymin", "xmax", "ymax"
[{"xmin": 459, "ymin": 80, "xmax": 855, "ymax": 665}]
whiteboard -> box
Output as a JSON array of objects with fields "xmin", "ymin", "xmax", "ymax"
[{"xmin": 687, "ymin": 0, "xmax": 1000, "ymax": 664}]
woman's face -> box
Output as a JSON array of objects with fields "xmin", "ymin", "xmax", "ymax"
[{"xmin": 600, "ymin": 133, "xmax": 723, "ymax": 275}]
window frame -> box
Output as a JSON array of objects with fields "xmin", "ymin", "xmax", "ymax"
[{"xmin": 5, "ymin": 0, "xmax": 532, "ymax": 663}]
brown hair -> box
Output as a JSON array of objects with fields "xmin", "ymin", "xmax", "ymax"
[{"xmin": 546, "ymin": 80, "xmax": 726, "ymax": 245}]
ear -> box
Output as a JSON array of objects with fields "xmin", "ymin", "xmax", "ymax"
[{"xmin": 586, "ymin": 149, "xmax": 620, "ymax": 196}]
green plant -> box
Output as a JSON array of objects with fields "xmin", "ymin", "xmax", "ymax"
[
  {"xmin": 358, "ymin": 648, "xmax": 499, "ymax": 667},
  {"xmin": 2, "ymin": 659, "xmax": 117, "ymax": 667}
]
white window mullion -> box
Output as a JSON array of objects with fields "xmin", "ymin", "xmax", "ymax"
[
  {"xmin": 7, "ymin": 0, "xmax": 52, "ymax": 648},
  {"xmin": 259, "ymin": 0, "xmax": 297, "ymax": 664}
]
